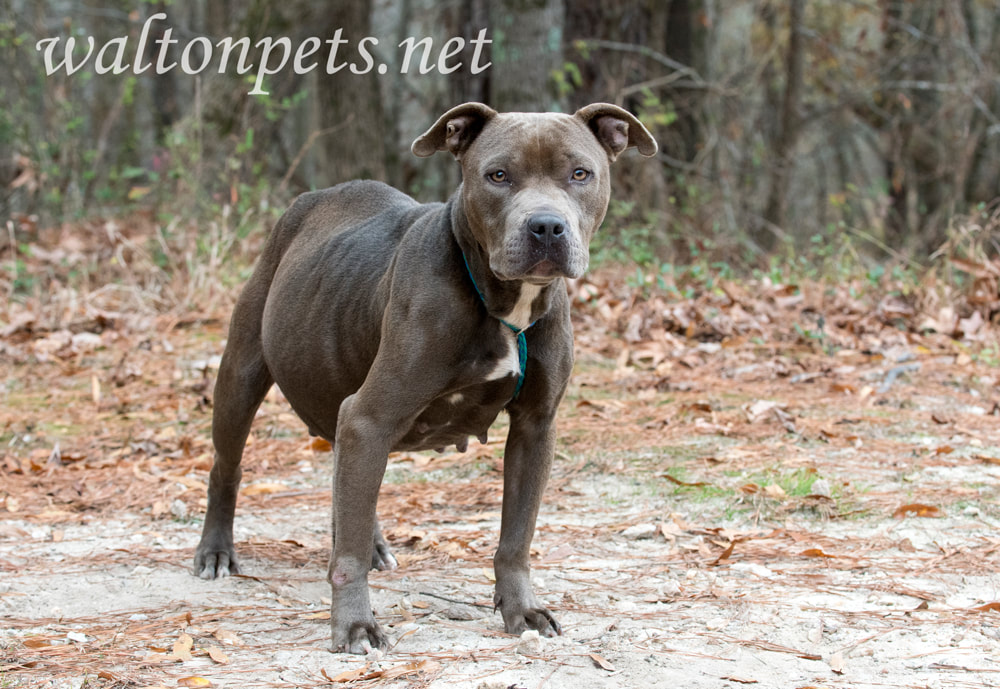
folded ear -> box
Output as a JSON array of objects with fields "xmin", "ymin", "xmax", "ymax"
[
  {"xmin": 573, "ymin": 103, "xmax": 658, "ymax": 161},
  {"xmin": 411, "ymin": 102, "xmax": 499, "ymax": 159}
]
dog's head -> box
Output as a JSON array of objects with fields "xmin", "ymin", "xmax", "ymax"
[{"xmin": 412, "ymin": 103, "xmax": 657, "ymax": 283}]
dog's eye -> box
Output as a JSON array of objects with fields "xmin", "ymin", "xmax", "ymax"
[
  {"xmin": 571, "ymin": 168, "xmax": 590, "ymax": 182},
  {"xmin": 488, "ymin": 170, "xmax": 508, "ymax": 184}
]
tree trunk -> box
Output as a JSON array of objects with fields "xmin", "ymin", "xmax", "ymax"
[
  {"xmin": 488, "ymin": 0, "xmax": 564, "ymax": 111},
  {"xmin": 758, "ymin": 0, "xmax": 805, "ymax": 252}
]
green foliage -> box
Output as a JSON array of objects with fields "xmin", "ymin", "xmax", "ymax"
[{"xmin": 552, "ymin": 60, "xmax": 583, "ymax": 99}]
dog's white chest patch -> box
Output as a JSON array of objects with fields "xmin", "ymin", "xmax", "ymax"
[
  {"xmin": 502, "ymin": 283, "xmax": 542, "ymax": 331},
  {"xmin": 482, "ymin": 282, "xmax": 540, "ymax": 382},
  {"xmin": 485, "ymin": 328, "xmax": 520, "ymax": 381}
]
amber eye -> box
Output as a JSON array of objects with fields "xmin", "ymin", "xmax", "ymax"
[
  {"xmin": 488, "ymin": 170, "xmax": 508, "ymax": 184},
  {"xmin": 572, "ymin": 168, "xmax": 590, "ymax": 182}
]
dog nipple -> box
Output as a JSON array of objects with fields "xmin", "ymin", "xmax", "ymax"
[
  {"xmin": 434, "ymin": 446, "xmax": 446, "ymax": 453},
  {"xmin": 477, "ymin": 433, "xmax": 488, "ymax": 445},
  {"xmin": 456, "ymin": 437, "xmax": 469, "ymax": 453}
]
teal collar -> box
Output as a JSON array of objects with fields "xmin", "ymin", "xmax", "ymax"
[{"xmin": 460, "ymin": 251, "xmax": 533, "ymax": 399}]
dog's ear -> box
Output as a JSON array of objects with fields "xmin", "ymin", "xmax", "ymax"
[
  {"xmin": 412, "ymin": 102, "xmax": 498, "ymax": 159},
  {"xmin": 574, "ymin": 103, "xmax": 658, "ymax": 162}
]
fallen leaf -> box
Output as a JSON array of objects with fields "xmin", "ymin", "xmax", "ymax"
[
  {"xmin": 975, "ymin": 454, "xmax": 1000, "ymax": 466},
  {"xmin": 206, "ymin": 646, "xmax": 229, "ymax": 664},
  {"xmin": 177, "ymin": 678, "xmax": 211, "ymax": 688},
  {"xmin": 212, "ymin": 628, "xmax": 244, "ymax": 646},
  {"xmin": 662, "ymin": 473, "xmax": 709, "ymax": 487},
  {"xmin": 241, "ymin": 482, "xmax": 287, "ymax": 496},
  {"xmin": 301, "ymin": 610, "xmax": 331, "ymax": 620},
  {"xmin": 22, "ymin": 638, "xmax": 52, "ymax": 648},
  {"xmin": 828, "ymin": 651, "xmax": 846, "ymax": 674},
  {"xmin": 721, "ymin": 676, "xmax": 758, "ymax": 684},
  {"xmin": 800, "ymin": 548, "xmax": 837, "ymax": 558},
  {"xmin": 323, "ymin": 665, "xmax": 371, "ymax": 682},
  {"xmin": 711, "ymin": 541, "xmax": 736, "ymax": 565},
  {"xmin": 892, "ymin": 504, "xmax": 943, "ymax": 519},
  {"xmin": 745, "ymin": 399, "xmax": 777, "ymax": 419},
  {"xmin": 310, "ymin": 436, "xmax": 332, "ymax": 452},
  {"xmin": 172, "ymin": 633, "xmax": 194, "ymax": 662},
  {"xmin": 973, "ymin": 602, "xmax": 1000, "ymax": 613},
  {"xmin": 380, "ymin": 659, "xmax": 440, "ymax": 680},
  {"xmin": 764, "ymin": 484, "xmax": 787, "ymax": 500},
  {"xmin": 589, "ymin": 653, "xmax": 616, "ymax": 671}
]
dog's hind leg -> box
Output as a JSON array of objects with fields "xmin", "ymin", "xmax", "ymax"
[
  {"xmin": 193, "ymin": 291, "xmax": 274, "ymax": 579},
  {"xmin": 192, "ymin": 210, "xmax": 300, "ymax": 578}
]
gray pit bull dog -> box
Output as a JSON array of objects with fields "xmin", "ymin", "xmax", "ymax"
[{"xmin": 193, "ymin": 102, "xmax": 657, "ymax": 653}]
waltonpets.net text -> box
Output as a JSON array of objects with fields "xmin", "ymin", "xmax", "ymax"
[{"xmin": 35, "ymin": 13, "xmax": 492, "ymax": 95}]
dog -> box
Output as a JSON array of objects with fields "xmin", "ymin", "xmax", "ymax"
[{"xmin": 193, "ymin": 102, "xmax": 656, "ymax": 653}]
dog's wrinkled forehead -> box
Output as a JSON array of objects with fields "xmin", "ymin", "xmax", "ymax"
[{"xmin": 463, "ymin": 113, "xmax": 606, "ymax": 172}]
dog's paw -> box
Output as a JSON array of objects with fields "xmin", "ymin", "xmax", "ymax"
[
  {"xmin": 495, "ymin": 593, "xmax": 562, "ymax": 638},
  {"xmin": 505, "ymin": 606, "xmax": 562, "ymax": 638},
  {"xmin": 371, "ymin": 541, "xmax": 398, "ymax": 571},
  {"xmin": 331, "ymin": 619, "xmax": 390, "ymax": 655},
  {"xmin": 193, "ymin": 547, "xmax": 240, "ymax": 579},
  {"xmin": 371, "ymin": 528, "xmax": 398, "ymax": 571}
]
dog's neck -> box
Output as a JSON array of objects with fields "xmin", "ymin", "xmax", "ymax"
[{"xmin": 449, "ymin": 192, "xmax": 559, "ymax": 329}]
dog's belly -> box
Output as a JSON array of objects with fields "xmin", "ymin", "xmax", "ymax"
[{"xmin": 394, "ymin": 381, "xmax": 515, "ymax": 452}]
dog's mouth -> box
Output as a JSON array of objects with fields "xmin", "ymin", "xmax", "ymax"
[
  {"xmin": 494, "ymin": 258, "xmax": 569, "ymax": 283},
  {"xmin": 527, "ymin": 259, "xmax": 560, "ymax": 278}
]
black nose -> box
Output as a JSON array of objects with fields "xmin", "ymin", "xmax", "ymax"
[{"xmin": 527, "ymin": 213, "xmax": 567, "ymax": 241}]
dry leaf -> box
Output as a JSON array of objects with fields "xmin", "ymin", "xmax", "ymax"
[
  {"xmin": 828, "ymin": 651, "xmax": 846, "ymax": 674},
  {"xmin": 310, "ymin": 436, "xmax": 332, "ymax": 452},
  {"xmin": 177, "ymin": 678, "xmax": 211, "ymax": 688},
  {"xmin": 711, "ymin": 541, "xmax": 736, "ymax": 565},
  {"xmin": 301, "ymin": 610, "xmax": 331, "ymax": 620},
  {"xmin": 323, "ymin": 665, "xmax": 371, "ymax": 682},
  {"xmin": 212, "ymin": 628, "xmax": 244, "ymax": 646},
  {"xmin": 800, "ymin": 548, "xmax": 836, "ymax": 559},
  {"xmin": 721, "ymin": 676, "xmax": 758, "ymax": 684},
  {"xmin": 662, "ymin": 473, "xmax": 710, "ymax": 487},
  {"xmin": 764, "ymin": 484, "xmax": 787, "ymax": 500},
  {"xmin": 892, "ymin": 504, "xmax": 943, "ymax": 519},
  {"xmin": 172, "ymin": 633, "xmax": 194, "ymax": 662},
  {"xmin": 23, "ymin": 638, "xmax": 52, "ymax": 648},
  {"xmin": 241, "ymin": 482, "xmax": 287, "ymax": 496},
  {"xmin": 206, "ymin": 646, "xmax": 229, "ymax": 664},
  {"xmin": 380, "ymin": 659, "xmax": 440, "ymax": 680},
  {"xmin": 589, "ymin": 653, "xmax": 616, "ymax": 671},
  {"xmin": 973, "ymin": 602, "xmax": 1000, "ymax": 613}
]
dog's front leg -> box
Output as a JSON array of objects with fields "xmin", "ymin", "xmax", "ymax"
[
  {"xmin": 493, "ymin": 405, "xmax": 562, "ymax": 637},
  {"xmin": 326, "ymin": 391, "xmax": 394, "ymax": 654}
]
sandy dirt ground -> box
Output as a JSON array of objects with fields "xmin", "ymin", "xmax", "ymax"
[{"xmin": 2, "ymin": 271, "xmax": 1000, "ymax": 689}]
